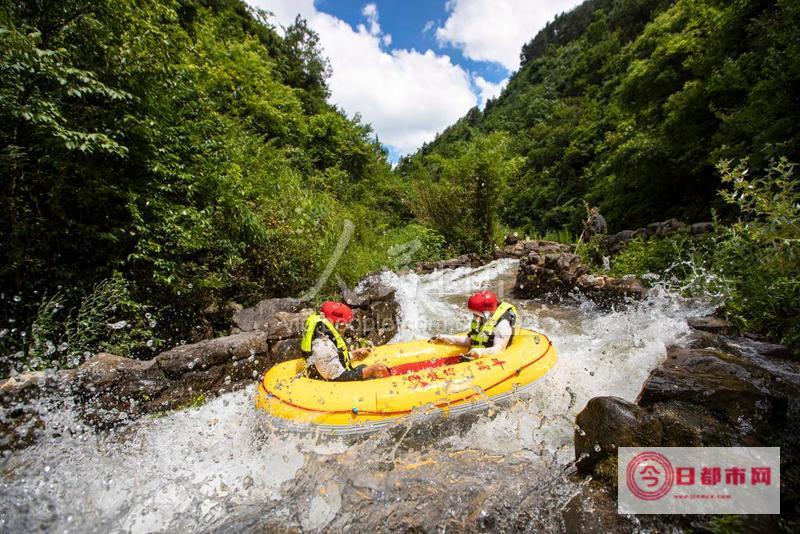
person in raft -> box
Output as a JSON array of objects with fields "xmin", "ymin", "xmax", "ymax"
[
  {"xmin": 301, "ymin": 301, "xmax": 390, "ymax": 381},
  {"xmin": 430, "ymin": 291, "xmax": 518, "ymax": 359}
]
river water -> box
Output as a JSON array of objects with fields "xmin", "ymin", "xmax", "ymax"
[{"xmin": 0, "ymin": 259, "xmax": 713, "ymax": 532}]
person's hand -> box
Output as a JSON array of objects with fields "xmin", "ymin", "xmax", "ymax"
[
  {"xmin": 351, "ymin": 347, "xmax": 371, "ymax": 360},
  {"xmin": 464, "ymin": 349, "xmax": 481, "ymax": 360},
  {"xmin": 363, "ymin": 363, "xmax": 390, "ymax": 379},
  {"xmin": 429, "ymin": 335, "xmax": 445, "ymax": 344}
]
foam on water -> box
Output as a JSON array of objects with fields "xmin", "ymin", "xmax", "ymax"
[{"xmin": 0, "ymin": 260, "xmax": 713, "ymax": 532}]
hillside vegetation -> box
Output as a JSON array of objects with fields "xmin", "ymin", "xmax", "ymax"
[
  {"xmin": 399, "ymin": 0, "xmax": 800, "ymax": 235},
  {"xmin": 398, "ymin": 0, "xmax": 799, "ymax": 350},
  {"xmin": 1, "ymin": 0, "xmax": 798, "ymax": 368},
  {"xmin": 0, "ymin": 0, "xmax": 437, "ymax": 369}
]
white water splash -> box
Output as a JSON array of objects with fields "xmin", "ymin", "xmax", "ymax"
[{"xmin": 0, "ymin": 260, "xmax": 714, "ymax": 532}]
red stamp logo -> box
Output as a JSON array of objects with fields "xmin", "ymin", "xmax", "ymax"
[{"xmin": 626, "ymin": 451, "xmax": 674, "ymax": 500}]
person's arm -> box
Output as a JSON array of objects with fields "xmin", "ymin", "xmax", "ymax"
[
  {"xmin": 332, "ymin": 365, "xmax": 366, "ymax": 381},
  {"xmin": 431, "ymin": 334, "xmax": 471, "ymax": 346},
  {"xmin": 469, "ymin": 319, "xmax": 513, "ymax": 357}
]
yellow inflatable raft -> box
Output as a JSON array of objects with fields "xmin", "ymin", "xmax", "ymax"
[{"xmin": 255, "ymin": 329, "xmax": 556, "ymax": 434}]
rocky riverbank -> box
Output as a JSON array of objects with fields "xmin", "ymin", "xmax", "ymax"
[
  {"xmin": 570, "ymin": 316, "xmax": 800, "ymax": 531},
  {"xmin": 513, "ymin": 247, "xmax": 646, "ymax": 307},
  {"xmin": 601, "ymin": 218, "xmax": 714, "ymax": 254},
  {"xmin": 0, "ymin": 239, "xmax": 655, "ymax": 452},
  {"xmin": 0, "ymin": 277, "xmax": 399, "ymax": 450}
]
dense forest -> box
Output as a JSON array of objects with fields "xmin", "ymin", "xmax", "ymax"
[
  {"xmin": 0, "ymin": 0, "xmax": 437, "ymax": 369},
  {"xmin": 1, "ymin": 0, "xmax": 798, "ymax": 369},
  {"xmin": 399, "ymin": 0, "xmax": 800, "ymax": 236}
]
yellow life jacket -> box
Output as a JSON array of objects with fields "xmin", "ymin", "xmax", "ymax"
[
  {"xmin": 469, "ymin": 302, "xmax": 518, "ymax": 349},
  {"xmin": 300, "ymin": 312, "xmax": 351, "ymax": 373}
]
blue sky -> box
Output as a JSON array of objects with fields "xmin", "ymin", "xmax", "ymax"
[
  {"xmin": 314, "ymin": 0, "xmax": 511, "ymax": 85},
  {"xmin": 249, "ymin": 1, "xmax": 583, "ymax": 161}
]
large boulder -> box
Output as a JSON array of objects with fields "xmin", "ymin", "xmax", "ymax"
[
  {"xmin": 636, "ymin": 346, "xmax": 788, "ymax": 430},
  {"xmin": 575, "ymin": 332, "xmax": 799, "ymax": 481},
  {"xmin": 351, "ymin": 301, "xmax": 398, "ymax": 346},
  {"xmin": 231, "ymin": 297, "xmax": 306, "ymax": 332},
  {"xmin": 341, "ymin": 278, "xmax": 400, "ymax": 346},
  {"xmin": 574, "ymin": 396, "xmax": 662, "ymax": 473},
  {"xmin": 515, "ymin": 252, "xmax": 589, "ymax": 299},
  {"xmin": 0, "ymin": 370, "xmax": 76, "ymax": 450},
  {"xmin": 686, "ymin": 315, "xmax": 738, "ymax": 336},
  {"xmin": 155, "ymin": 330, "xmax": 270, "ymax": 379},
  {"xmin": 74, "ymin": 353, "xmax": 171, "ymax": 426},
  {"xmin": 342, "ymin": 281, "xmax": 395, "ymax": 308},
  {"xmin": 575, "ymin": 274, "xmax": 647, "ymax": 306}
]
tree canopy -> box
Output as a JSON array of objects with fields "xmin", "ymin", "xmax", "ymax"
[{"xmin": 400, "ymin": 0, "xmax": 800, "ymax": 235}]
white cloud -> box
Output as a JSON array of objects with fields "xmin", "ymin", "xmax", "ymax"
[
  {"xmin": 362, "ymin": 3, "xmax": 380, "ymax": 35},
  {"xmin": 248, "ymin": 1, "xmax": 477, "ymax": 156},
  {"xmin": 474, "ymin": 75, "xmax": 508, "ymax": 108},
  {"xmin": 253, "ymin": 0, "xmax": 315, "ymax": 27},
  {"xmin": 436, "ymin": 0, "xmax": 583, "ymax": 71}
]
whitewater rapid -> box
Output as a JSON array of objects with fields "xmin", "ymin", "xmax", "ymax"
[{"xmin": 0, "ymin": 259, "xmax": 713, "ymax": 532}]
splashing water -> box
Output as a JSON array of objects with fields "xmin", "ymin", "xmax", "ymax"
[{"xmin": 0, "ymin": 260, "xmax": 714, "ymax": 532}]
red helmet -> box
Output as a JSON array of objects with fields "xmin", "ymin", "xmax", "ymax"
[
  {"xmin": 467, "ymin": 291, "xmax": 499, "ymax": 314},
  {"xmin": 320, "ymin": 301, "xmax": 354, "ymax": 324}
]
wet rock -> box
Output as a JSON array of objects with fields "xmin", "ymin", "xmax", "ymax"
[
  {"xmin": 561, "ymin": 482, "xmax": 651, "ymax": 533},
  {"xmin": 0, "ymin": 370, "xmax": 70, "ymax": 403},
  {"xmin": 414, "ymin": 253, "xmax": 487, "ymax": 274},
  {"xmin": 574, "ymin": 396, "xmax": 662, "ymax": 473},
  {"xmin": 0, "ymin": 405, "xmax": 44, "ymax": 451},
  {"xmin": 515, "ymin": 252, "xmax": 645, "ymax": 306},
  {"xmin": 75, "ymin": 353, "xmax": 171, "ymax": 426},
  {"xmin": 575, "ymin": 274, "xmax": 647, "ymax": 306},
  {"xmin": 515, "ymin": 251, "xmax": 588, "ymax": 299},
  {"xmin": 738, "ymin": 339, "xmax": 793, "ymax": 360},
  {"xmin": 636, "ymin": 346, "xmax": 787, "ymax": 432},
  {"xmin": 650, "ymin": 400, "xmax": 746, "ymax": 447},
  {"xmin": 687, "ymin": 315, "xmax": 737, "ymax": 336},
  {"xmin": 572, "ymin": 320, "xmax": 797, "ymax": 528},
  {"xmin": 351, "ymin": 301, "xmax": 398, "ymax": 346},
  {"xmin": 145, "ymin": 366, "xmax": 225, "ymax": 412},
  {"xmin": 258, "ymin": 309, "xmax": 313, "ymax": 340},
  {"xmin": 231, "ymin": 297, "xmax": 305, "ymax": 332},
  {"xmin": 0, "ymin": 371, "xmax": 74, "ymax": 450},
  {"xmin": 155, "ymin": 330, "xmax": 270, "ymax": 379},
  {"xmin": 271, "ymin": 338, "xmax": 301, "ymax": 361},
  {"xmin": 341, "ymin": 280, "xmax": 395, "ymax": 308},
  {"xmin": 339, "ymin": 278, "xmax": 400, "ymax": 345},
  {"xmin": 503, "ymin": 239, "xmax": 571, "ymax": 258}
]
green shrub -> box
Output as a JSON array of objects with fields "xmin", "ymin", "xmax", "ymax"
[
  {"xmin": 13, "ymin": 274, "xmax": 158, "ymax": 373},
  {"xmin": 600, "ymin": 159, "xmax": 799, "ymax": 352},
  {"xmin": 710, "ymin": 158, "xmax": 800, "ymax": 349}
]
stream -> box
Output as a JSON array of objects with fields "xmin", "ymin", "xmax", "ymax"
[{"xmin": 0, "ymin": 259, "xmax": 714, "ymax": 532}]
